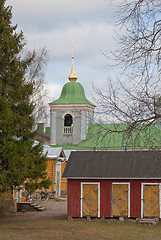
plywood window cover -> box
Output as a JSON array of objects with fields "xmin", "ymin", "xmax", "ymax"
[
  {"xmin": 112, "ymin": 182, "xmax": 130, "ymax": 218},
  {"xmin": 80, "ymin": 182, "xmax": 100, "ymax": 218},
  {"xmin": 141, "ymin": 183, "xmax": 161, "ymax": 218}
]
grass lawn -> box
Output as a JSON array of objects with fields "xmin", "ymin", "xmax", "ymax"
[{"xmin": 0, "ymin": 216, "xmax": 160, "ymax": 240}]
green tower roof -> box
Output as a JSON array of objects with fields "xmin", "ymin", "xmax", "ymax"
[{"xmin": 50, "ymin": 81, "xmax": 95, "ymax": 106}]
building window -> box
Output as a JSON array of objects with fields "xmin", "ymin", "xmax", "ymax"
[
  {"xmin": 64, "ymin": 114, "xmax": 73, "ymax": 126},
  {"xmin": 64, "ymin": 114, "xmax": 73, "ymax": 134}
]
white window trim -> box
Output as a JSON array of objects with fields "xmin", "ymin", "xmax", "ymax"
[
  {"xmin": 80, "ymin": 182, "xmax": 100, "ymax": 218},
  {"xmin": 62, "ymin": 112, "xmax": 75, "ymax": 119},
  {"xmin": 141, "ymin": 183, "xmax": 161, "ymax": 218},
  {"xmin": 55, "ymin": 162, "xmax": 61, "ymax": 198},
  {"xmin": 111, "ymin": 182, "xmax": 130, "ymax": 218}
]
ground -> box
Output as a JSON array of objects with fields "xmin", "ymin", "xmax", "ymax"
[
  {"xmin": 1, "ymin": 199, "xmax": 67, "ymax": 221},
  {"xmin": 1, "ymin": 200, "xmax": 161, "ymax": 240}
]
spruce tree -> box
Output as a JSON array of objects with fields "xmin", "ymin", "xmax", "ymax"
[{"xmin": 0, "ymin": 0, "xmax": 51, "ymax": 193}]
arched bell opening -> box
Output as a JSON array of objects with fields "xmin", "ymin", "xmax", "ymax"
[{"xmin": 64, "ymin": 114, "xmax": 73, "ymax": 134}]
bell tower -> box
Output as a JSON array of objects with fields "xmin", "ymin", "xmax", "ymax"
[{"xmin": 49, "ymin": 48, "xmax": 95, "ymax": 145}]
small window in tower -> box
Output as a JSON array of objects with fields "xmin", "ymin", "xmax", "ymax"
[{"xmin": 64, "ymin": 114, "xmax": 73, "ymax": 126}]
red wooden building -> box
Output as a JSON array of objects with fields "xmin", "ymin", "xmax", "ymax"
[{"xmin": 63, "ymin": 151, "xmax": 161, "ymax": 218}]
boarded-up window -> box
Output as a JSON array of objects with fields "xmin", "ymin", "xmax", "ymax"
[
  {"xmin": 143, "ymin": 185, "xmax": 159, "ymax": 218},
  {"xmin": 82, "ymin": 184, "xmax": 98, "ymax": 217},
  {"xmin": 112, "ymin": 184, "xmax": 129, "ymax": 217}
]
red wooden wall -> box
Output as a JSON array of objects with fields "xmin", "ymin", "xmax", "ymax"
[{"xmin": 67, "ymin": 179, "xmax": 161, "ymax": 218}]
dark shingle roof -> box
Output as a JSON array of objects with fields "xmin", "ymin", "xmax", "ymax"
[{"xmin": 63, "ymin": 151, "xmax": 161, "ymax": 179}]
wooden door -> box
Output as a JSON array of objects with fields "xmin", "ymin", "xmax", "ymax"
[
  {"xmin": 143, "ymin": 185, "xmax": 159, "ymax": 217},
  {"xmin": 112, "ymin": 184, "xmax": 129, "ymax": 217},
  {"xmin": 82, "ymin": 184, "xmax": 98, "ymax": 217}
]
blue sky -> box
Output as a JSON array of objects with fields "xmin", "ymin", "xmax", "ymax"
[{"xmin": 6, "ymin": 0, "xmax": 117, "ymax": 104}]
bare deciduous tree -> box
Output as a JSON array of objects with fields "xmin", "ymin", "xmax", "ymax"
[
  {"xmin": 95, "ymin": 0, "xmax": 161, "ymax": 146},
  {"xmin": 25, "ymin": 48, "xmax": 49, "ymax": 125}
]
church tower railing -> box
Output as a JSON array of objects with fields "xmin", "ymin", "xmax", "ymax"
[{"xmin": 64, "ymin": 126, "xmax": 73, "ymax": 134}]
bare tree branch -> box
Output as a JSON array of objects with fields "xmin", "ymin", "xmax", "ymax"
[
  {"xmin": 25, "ymin": 48, "xmax": 49, "ymax": 125},
  {"xmin": 94, "ymin": 0, "xmax": 161, "ymax": 147}
]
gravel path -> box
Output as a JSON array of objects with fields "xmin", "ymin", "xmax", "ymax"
[{"xmin": 0, "ymin": 199, "xmax": 67, "ymax": 222}]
